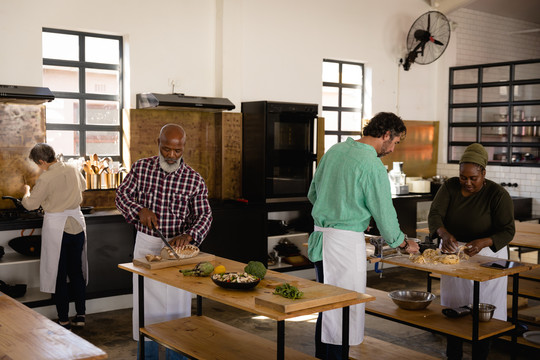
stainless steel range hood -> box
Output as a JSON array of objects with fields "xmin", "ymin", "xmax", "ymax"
[
  {"xmin": 136, "ymin": 93, "xmax": 235, "ymax": 112},
  {"xmin": 0, "ymin": 84, "xmax": 55, "ymax": 104}
]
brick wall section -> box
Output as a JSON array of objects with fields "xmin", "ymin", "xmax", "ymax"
[{"xmin": 449, "ymin": 9, "xmax": 540, "ymax": 65}]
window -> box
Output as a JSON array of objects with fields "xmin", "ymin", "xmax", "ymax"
[
  {"xmin": 322, "ymin": 59, "xmax": 364, "ymax": 152},
  {"xmin": 42, "ymin": 28, "xmax": 123, "ymax": 160}
]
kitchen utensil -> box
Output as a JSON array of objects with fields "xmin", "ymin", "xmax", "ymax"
[
  {"xmin": 211, "ymin": 273, "xmax": 260, "ymax": 290},
  {"xmin": 388, "ymin": 290, "xmax": 436, "ymax": 310},
  {"xmin": 468, "ymin": 303, "xmax": 496, "ymax": 322},
  {"xmin": 153, "ymin": 226, "xmax": 180, "ymax": 260}
]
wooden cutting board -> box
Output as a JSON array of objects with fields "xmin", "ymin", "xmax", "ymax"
[
  {"xmin": 254, "ymin": 284, "xmax": 358, "ymax": 313},
  {"xmin": 133, "ymin": 252, "xmax": 215, "ymax": 269}
]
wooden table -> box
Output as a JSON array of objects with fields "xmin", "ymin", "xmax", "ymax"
[
  {"xmin": 0, "ymin": 292, "xmax": 107, "ymax": 360},
  {"xmin": 378, "ymin": 254, "xmax": 539, "ymax": 359},
  {"xmin": 119, "ymin": 256, "xmax": 374, "ymax": 360},
  {"xmin": 511, "ymin": 221, "xmax": 540, "ymax": 263}
]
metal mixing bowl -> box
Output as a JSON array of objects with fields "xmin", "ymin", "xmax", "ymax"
[
  {"xmin": 388, "ymin": 290, "xmax": 436, "ymax": 310},
  {"xmin": 469, "ymin": 303, "xmax": 496, "ymax": 322}
]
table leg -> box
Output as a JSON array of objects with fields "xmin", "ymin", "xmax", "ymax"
[
  {"xmin": 196, "ymin": 295, "xmax": 202, "ymax": 316},
  {"xmin": 138, "ymin": 274, "xmax": 145, "ymax": 359},
  {"xmin": 471, "ymin": 281, "xmax": 479, "ymax": 358},
  {"xmin": 511, "ymin": 275, "xmax": 519, "ymax": 360},
  {"xmin": 427, "ymin": 273, "xmax": 432, "ymax": 292},
  {"xmin": 277, "ymin": 320, "xmax": 284, "ymax": 360},
  {"xmin": 342, "ymin": 306, "xmax": 350, "ymax": 360}
]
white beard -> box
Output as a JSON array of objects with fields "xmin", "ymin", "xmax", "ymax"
[{"xmin": 159, "ymin": 153, "xmax": 181, "ymax": 173}]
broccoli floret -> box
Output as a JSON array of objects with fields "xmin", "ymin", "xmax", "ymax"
[{"xmin": 244, "ymin": 261, "xmax": 267, "ymax": 279}]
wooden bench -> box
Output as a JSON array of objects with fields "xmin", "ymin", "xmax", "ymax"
[
  {"xmin": 365, "ymin": 287, "xmax": 514, "ymax": 341},
  {"xmin": 349, "ymin": 336, "xmax": 439, "ymax": 359},
  {"xmin": 142, "ymin": 315, "xmax": 316, "ymax": 360}
]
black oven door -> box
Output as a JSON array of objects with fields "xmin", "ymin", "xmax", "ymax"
[{"xmin": 266, "ymin": 109, "xmax": 316, "ymax": 200}]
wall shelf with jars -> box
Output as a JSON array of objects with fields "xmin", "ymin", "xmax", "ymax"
[{"xmin": 448, "ymin": 59, "xmax": 540, "ymax": 166}]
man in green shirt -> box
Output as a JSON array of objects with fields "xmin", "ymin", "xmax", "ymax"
[{"xmin": 308, "ymin": 112, "xmax": 419, "ymax": 360}]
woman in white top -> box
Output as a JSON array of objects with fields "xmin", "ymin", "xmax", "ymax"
[{"xmin": 22, "ymin": 143, "xmax": 88, "ymax": 330}]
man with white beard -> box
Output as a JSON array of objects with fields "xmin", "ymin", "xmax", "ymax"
[{"xmin": 116, "ymin": 123, "xmax": 212, "ymax": 359}]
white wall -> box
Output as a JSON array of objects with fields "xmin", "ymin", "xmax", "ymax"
[
  {"xmin": 1, "ymin": 1, "xmax": 538, "ymax": 212},
  {"xmin": 1, "ymin": 0, "xmax": 439, "ymax": 118},
  {"xmin": 0, "ymin": 0, "xmax": 217, "ymax": 109}
]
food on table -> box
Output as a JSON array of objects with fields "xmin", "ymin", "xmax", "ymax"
[
  {"xmin": 213, "ymin": 265, "xmax": 226, "ymax": 274},
  {"xmin": 161, "ymin": 244, "xmax": 200, "ymax": 259},
  {"xmin": 273, "ymin": 283, "xmax": 303, "ymax": 299},
  {"xmin": 180, "ymin": 261, "xmax": 214, "ymax": 277},
  {"xmin": 212, "ymin": 272, "xmax": 259, "ymax": 283},
  {"xmin": 244, "ymin": 260, "xmax": 267, "ymax": 279},
  {"xmin": 145, "ymin": 254, "xmax": 162, "ymax": 262},
  {"xmin": 409, "ymin": 246, "xmax": 469, "ymax": 265}
]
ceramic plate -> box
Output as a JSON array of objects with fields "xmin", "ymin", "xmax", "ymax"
[{"xmin": 523, "ymin": 331, "xmax": 540, "ymax": 345}]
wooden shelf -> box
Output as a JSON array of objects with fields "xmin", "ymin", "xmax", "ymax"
[
  {"xmin": 499, "ymin": 334, "xmax": 540, "ymax": 349},
  {"xmin": 365, "ymin": 288, "xmax": 514, "ymax": 341},
  {"xmin": 0, "ymin": 252, "xmax": 40, "ymax": 266},
  {"xmin": 142, "ymin": 315, "xmax": 316, "ymax": 360}
]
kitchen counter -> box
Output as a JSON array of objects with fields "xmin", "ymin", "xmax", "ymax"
[
  {"xmin": 0, "ymin": 208, "xmax": 124, "ymax": 231},
  {"xmin": 0, "ymin": 208, "xmax": 135, "ymax": 307}
]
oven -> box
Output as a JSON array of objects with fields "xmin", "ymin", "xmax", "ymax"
[{"xmin": 242, "ymin": 101, "xmax": 318, "ymax": 203}]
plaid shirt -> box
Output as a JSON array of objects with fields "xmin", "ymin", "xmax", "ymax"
[{"xmin": 115, "ymin": 156, "xmax": 212, "ymax": 246}]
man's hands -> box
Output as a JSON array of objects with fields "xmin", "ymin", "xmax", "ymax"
[
  {"xmin": 400, "ymin": 239, "xmax": 420, "ymax": 254},
  {"xmin": 170, "ymin": 234, "xmax": 193, "ymax": 248},
  {"xmin": 138, "ymin": 208, "xmax": 158, "ymax": 230},
  {"xmin": 138, "ymin": 208, "xmax": 193, "ymax": 247}
]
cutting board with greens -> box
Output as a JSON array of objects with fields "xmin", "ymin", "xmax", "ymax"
[{"xmin": 254, "ymin": 283, "xmax": 357, "ymax": 313}]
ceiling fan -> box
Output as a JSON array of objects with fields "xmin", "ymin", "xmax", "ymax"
[{"xmin": 401, "ymin": 11, "xmax": 451, "ymax": 71}]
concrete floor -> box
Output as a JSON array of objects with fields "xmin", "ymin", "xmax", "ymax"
[{"xmin": 71, "ymin": 267, "xmax": 539, "ymax": 359}]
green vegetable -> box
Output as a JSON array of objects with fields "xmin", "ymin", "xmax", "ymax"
[
  {"xmin": 273, "ymin": 283, "xmax": 303, "ymax": 299},
  {"xmin": 244, "ymin": 261, "xmax": 267, "ymax": 279},
  {"xmin": 180, "ymin": 261, "xmax": 214, "ymax": 277}
]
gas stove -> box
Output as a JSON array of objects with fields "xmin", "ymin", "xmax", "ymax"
[{"xmin": 0, "ymin": 208, "xmax": 44, "ymax": 222}]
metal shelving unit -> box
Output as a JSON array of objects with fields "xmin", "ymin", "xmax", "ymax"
[{"xmin": 448, "ymin": 59, "xmax": 540, "ymax": 166}]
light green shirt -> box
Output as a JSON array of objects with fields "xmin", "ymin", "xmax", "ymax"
[{"xmin": 307, "ymin": 137, "xmax": 404, "ymax": 262}]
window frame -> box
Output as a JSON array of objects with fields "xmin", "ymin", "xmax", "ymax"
[
  {"xmin": 322, "ymin": 58, "xmax": 365, "ymax": 145},
  {"xmin": 42, "ymin": 27, "xmax": 124, "ymax": 160}
]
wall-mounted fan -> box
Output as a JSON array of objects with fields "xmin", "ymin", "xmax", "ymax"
[{"xmin": 401, "ymin": 11, "xmax": 451, "ymax": 71}]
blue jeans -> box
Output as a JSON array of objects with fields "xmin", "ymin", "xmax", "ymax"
[
  {"xmin": 314, "ymin": 261, "xmax": 348, "ymax": 360},
  {"xmin": 53, "ymin": 231, "xmax": 86, "ymax": 322},
  {"xmin": 137, "ymin": 341, "xmax": 188, "ymax": 360}
]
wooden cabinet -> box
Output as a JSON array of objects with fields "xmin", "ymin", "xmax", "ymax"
[{"xmin": 448, "ymin": 59, "xmax": 540, "ymax": 166}]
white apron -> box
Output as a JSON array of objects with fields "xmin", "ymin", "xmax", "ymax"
[
  {"xmin": 440, "ymin": 243, "xmax": 508, "ymax": 320},
  {"xmin": 132, "ymin": 231, "xmax": 192, "ymax": 340},
  {"xmin": 316, "ymin": 226, "xmax": 366, "ymax": 346},
  {"xmin": 40, "ymin": 208, "xmax": 88, "ymax": 293}
]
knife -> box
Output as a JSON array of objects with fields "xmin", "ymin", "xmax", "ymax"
[{"xmin": 153, "ymin": 226, "xmax": 181, "ymax": 260}]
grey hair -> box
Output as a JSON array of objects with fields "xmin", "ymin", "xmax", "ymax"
[{"xmin": 29, "ymin": 143, "xmax": 56, "ymax": 164}]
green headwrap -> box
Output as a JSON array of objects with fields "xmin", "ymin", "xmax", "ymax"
[{"xmin": 460, "ymin": 143, "xmax": 488, "ymax": 168}]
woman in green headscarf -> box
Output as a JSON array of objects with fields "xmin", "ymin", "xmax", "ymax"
[{"xmin": 428, "ymin": 143, "xmax": 515, "ymax": 360}]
